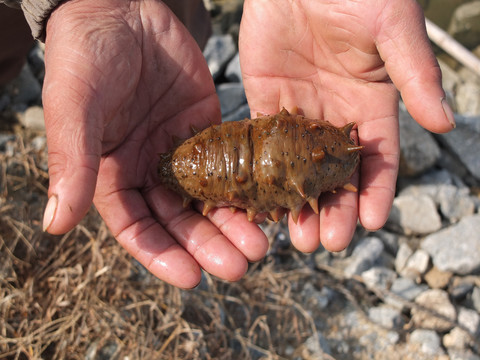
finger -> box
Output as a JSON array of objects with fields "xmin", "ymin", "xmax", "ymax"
[
  {"xmin": 42, "ymin": 81, "xmax": 102, "ymax": 234},
  {"xmin": 288, "ymin": 205, "xmax": 321, "ymax": 253},
  {"xmin": 94, "ymin": 186, "xmax": 203, "ymax": 288},
  {"xmin": 358, "ymin": 115, "xmax": 399, "ymax": 231},
  {"xmin": 144, "ymin": 187, "xmax": 250, "ymax": 282},
  {"xmin": 203, "ymin": 207, "xmax": 269, "ymax": 262},
  {"xmin": 375, "ymin": 0, "xmax": 455, "ymax": 133}
]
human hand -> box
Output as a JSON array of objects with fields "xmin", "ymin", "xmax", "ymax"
[
  {"xmin": 42, "ymin": 0, "xmax": 268, "ymax": 288},
  {"xmin": 239, "ymin": 0, "xmax": 455, "ymax": 252}
]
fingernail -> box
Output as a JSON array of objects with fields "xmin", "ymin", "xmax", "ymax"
[
  {"xmin": 441, "ymin": 98, "xmax": 456, "ymax": 129},
  {"xmin": 43, "ymin": 195, "xmax": 58, "ymax": 232}
]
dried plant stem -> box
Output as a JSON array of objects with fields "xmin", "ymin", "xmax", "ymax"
[{"xmin": 425, "ymin": 18, "xmax": 480, "ymax": 77}]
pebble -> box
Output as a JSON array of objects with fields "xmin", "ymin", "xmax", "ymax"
[
  {"xmin": 217, "ymin": 82, "xmax": 247, "ymax": 116},
  {"xmin": 424, "ymin": 266, "xmax": 453, "ymax": 289},
  {"xmin": 5, "ymin": 62, "xmax": 42, "ymax": 106},
  {"xmin": 387, "ymin": 194, "xmax": 442, "ymax": 235},
  {"xmin": 437, "ymin": 115, "xmax": 480, "ymax": 181},
  {"xmin": 409, "ymin": 329, "xmax": 444, "ymax": 356},
  {"xmin": 203, "ymin": 34, "xmax": 237, "ymax": 80},
  {"xmin": 411, "ymin": 289, "xmax": 456, "ymax": 332},
  {"xmin": 368, "ymin": 305, "xmax": 404, "ymax": 329},
  {"xmin": 398, "ymin": 104, "xmax": 441, "ymax": 176},
  {"xmin": 344, "ymin": 237, "xmax": 384, "ymax": 277},
  {"xmin": 472, "ymin": 286, "xmax": 480, "ymax": 313},
  {"xmin": 448, "ymin": 349, "xmax": 480, "ymax": 360},
  {"xmin": 443, "ymin": 327, "xmax": 472, "ymax": 350},
  {"xmin": 361, "ymin": 266, "xmax": 397, "ymax": 290},
  {"xmin": 399, "ymin": 249, "xmax": 430, "ymax": 281},
  {"xmin": 19, "ymin": 105, "xmax": 45, "ymax": 131},
  {"xmin": 400, "ymin": 175, "xmax": 476, "ymax": 223},
  {"xmin": 422, "ymin": 214, "xmax": 480, "ymax": 275},
  {"xmin": 457, "ymin": 307, "xmax": 480, "ymax": 336},
  {"xmin": 389, "ymin": 276, "xmax": 428, "ymax": 302},
  {"xmin": 224, "ymin": 52, "xmax": 242, "ymax": 83}
]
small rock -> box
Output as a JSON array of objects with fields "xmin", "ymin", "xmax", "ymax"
[
  {"xmin": 394, "ymin": 242, "xmax": 413, "ymax": 273},
  {"xmin": 361, "ymin": 266, "xmax": 397, "ymax": 290},
  {"xmin": 456, "ymin": 81, "xmax": 480, "ymax": 116},
  {"xmin": 5, "ymin": 63, "xmax": 42, "ymax": 105},
  {"xmin": 399, "ymin": 249, "xmax": 430, "ymax": 281},
  {"xmin": 368, "ymin": 305, "xmax": 404, "ymax": 329},
  {"xmin": 399, "ymin": 175, "xmax": 475, "ymax": 223},
  {"xmin": 450, "ymin": 277, "xmax": 475, "ymax": 300},
  {"xmin": 411, "ymin": 289, "xmax": 456, "ymax": 332},
  {"xmin": 448, "ymin": 349, "xmax": 480, "ymax": 360},
  {"xmin": 424, "ymin": 266, "xmax": 453, "ymax": 289},
  {"xmin": 422, "ymin": 214, "xmax": 480, "ymax": 275},
  {"xmin": 344, "ymin": 237, "xmax": 384, "ymax": 277},
  {"xmin": 398, "ymin": 105, "xmax": 441, "ymax": 176},
  {"xmin": 472, "ymin": 286, "xmax": 480, "ymax": 313},
  {"xmin": 447, "ymin": 0, "xmax": 480, "ymax": 49},
  {"xmin": 225, "ymin": 52, "xmax": 242, "ymax": 83},
  {"xmin": 443, "ymin": 327, "xmax": 472, "ymax": 350},
  {"xmin": 387, "ymin": 194, "xmax": 442, "ymax": 235},
  {"xmin": 217, "ymin": 82, "xmax": 247, "ymax": 117},
  {"xmin": 0, "ymin": 134, "xmax": 15, "ymax": 152},
  {"xmin": 436, "ymin": 115, "xmax": 480, "ymax": 181},
  {"xmin": 19, "ymin": 106, "xmax": 45, "ymax": 131},
  {"xmin": 458, "ymin": 307, "xmax": 480, "ymax": 336},
  {"xmin": 409, "ymin": 329, "xmax": 444, "ymax": 356},
  {"xmin": 390, "ymin": 277, "xmax": 428, "ymax": 301},
  {"xmin": 203, "ymin": 34, "xmax": 237, "ymax": 80},
  {"xmin": 301, "ymin": 333, "xmax": 332, "ymax": 358},
  {"xmin": 222, "ymin": 103, "xmax": 251, "ymax": 122}
]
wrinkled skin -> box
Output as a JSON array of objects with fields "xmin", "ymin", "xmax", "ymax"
[
  {"xmin": 43, "ymin": 0, "xmax": 267, "ymax": 288},
  {"xmin": 42, "ymin": 0, "xmax": 454, "ymax": 288},
  {"xmin": 240, "ymin": 0, "xmax": 455, "ymax": 253}
]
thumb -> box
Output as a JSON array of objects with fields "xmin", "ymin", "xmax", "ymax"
[
  {"xmin": 42, "ymin": 80, "xmax": 102, "ymax": 234},
  {"xmin": 376, "ymin": 0, "xmax": 456, "ymax": 133}
]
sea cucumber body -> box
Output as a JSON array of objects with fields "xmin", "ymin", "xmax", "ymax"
[{"xmin": 158, "ymin": 109, "xmax": 361, "ymax": 222}]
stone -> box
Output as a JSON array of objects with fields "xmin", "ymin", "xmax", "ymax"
[
  {"xmin": 385, "ymin": 276, "xmax": 428, "ymax": 309},
  {"xmin": 448, "ymin": 0, "xmax": 480, "ymax": 49},
  {"xmin": 411, "ymin": 289, "xmax": 456, "ymax": 331},
  {"xmin": 203, "ymin": 34, "xmax": 237, "ymax": 80},
  {"xmin": 399, "ymin": 249, "xmax": 430, "ymax": 281},
  {"xmin": 458, "ymin": 307, "xmax": 480, "ymax": 336},
  {"xmin": 456, "ymin": 81, "xmax": 480, "ymax": 116},
  {"xmin": 19, "ymin": 106, "xmax": 45, "ymax": 131},
  {"xmin": 394, "ymin": 242, "xmax": 413, "ymax": 273},
  {"xmin": 217, "ymin": 82, "xmax": 247, "ymax": 117},
  {"xmin": 424, "ymin": 266, "xmax": 453, "ymax": 289},
  {"xmin": 368, "ymin": 305, "xmax": 404, "ymax": 329},
  {"xmin": 398, "ymin": 104, "xmax": 441, "ymax": 176},
  {"xmin": 222, "ymin": 103, "xmax": 251, "ymax": 122},
  {"xmin": 225, "ymin": 52, "xmax": 242, "ymax": 83},
  {"xmin": 443, "ymin": 327, "xmax": 472, "ymax": 349},
  {"xmin": 409, "ymin": 329, "xmax": 444, "ymax": 356},
  {"xmin": 448, "ymin": 349, "xmax": 480, "ymax": 360},
  {"xmin": 0, "ymin": 134, "xmax": 15, "ymax": 152},
  {"xmin": 436, "ymin": 115, "xmax": 480, "ymax": 180},
  {"xmin": 361, "ymin": 266, "xmax": 397, "ymax": 290},
  {"xmin": 472, "ymin": 286, "xmax": 480, "ymax": 313},
  {"xmin": 344, "ymin": 237, "xmax": 384, "ymax": 277},
  {"xmin": 422, "ymin": 214, "xmax": 480, "ymax": 275},
  {"xmin": 450, "ymin": 277, "xmax": 475, "ymax": 300},
  {"xmin": 5, "ymin": 63, "xmax": 42, "ymax": 106},
  {"xmin": 387, "ymin": 194, "xmax": 442, "ymax": 235},
  {"xmin": 399, "ymin": 176, "xmax": 475, "ymax": 224}
]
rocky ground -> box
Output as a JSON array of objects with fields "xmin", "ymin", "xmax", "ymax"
[{"xmin": 1, "ymin": 0, "xmax": 480, "ymax": 359}]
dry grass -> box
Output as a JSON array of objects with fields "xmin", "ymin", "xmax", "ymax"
[{"xmin": 0, "ymin": 127, "xmax": 359, "ymax": 360}]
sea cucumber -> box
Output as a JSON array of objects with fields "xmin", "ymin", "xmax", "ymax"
[{"xmin": 158, "ymin": 108, "xmax": 362, "ymax": 223}]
